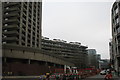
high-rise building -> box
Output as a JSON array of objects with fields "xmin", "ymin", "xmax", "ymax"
[
  {"xmin": 88, "ymin": 49, "xmax": 99, "ymax": 68},
  {"xmin": 1, "ymin": 2, "xmax": 48, "ymax": 76},
  {"xmin": 109, "ymin": 41, "xmax": 114, "ymax": 69},
  {"xmin": 111, "ymin": 0, "xmax": 120, "ymax": 75},
  {"xmin": 1, "ymin": 2, "xmax": 76, "ymax": 76},
  {"xmin": 96, "ymin": 54, "xmax": 101, "ymax": 60},
  {"xmin": 99, "ymin": 59, "xmax": 110, "ymax": 69},
  {"xmin": 2, "ymin": 2, "xmax": 42, "ymax": 48}
]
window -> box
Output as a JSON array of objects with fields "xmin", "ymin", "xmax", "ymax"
[
  {"xmin": 3, "ymin": 36, "xmax": 7, "ymax": 38},
  {"xmin": 5, "ymin": 13, "xmax": 8, "ymax": 15},
  {"xmin": 4, "ymin": 30, "xmax": 7, "ymax": 32},
  {"xmin": 5, "ymin": 18, "xmax": 8, "ymax": 20},
  {"xmin": 6, "ymin": 7, "xmax": 9, "ymax": 9},
  {"xmin": 3, "ymin": 42, "xmax": 6, "ymax": 44},
  {"xmin": 5, "ymin": 24, "xmax": 8, "ymax": 26}
]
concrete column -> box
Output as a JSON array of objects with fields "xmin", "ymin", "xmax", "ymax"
[
  {"xmin": 19, "ymin": 3, "xmax": 23, "ymax": 45},
  {"xmin": 53, "ymin": 64, "xmax": 56, "ymax": 67},
  {"xmin": 64, "ymin": 65, "xmax": 66, "ymax": 74},
  {"xmin": 30, "ymin": 2, "xmax": 34, "ymax": 47},
  {"xmin": 25, "ymin": 2, "xmax": 29, "ymax": 47},
  {"xmin": 4, "ymin": 58, "xmax": 7, "ymax": 63},
  {"xmin": 0, "ymin": 1, "xmax": 2, "ymax": 56},
  {"xmin": 28, "ymin": 59, "xmax": 31, "ymax": 64},
  {"xmin": 0, "ymin": 2, "xmax": 2, "ymax": 77},
  {"xmin": 45, "ymin": 62, "xmax": 48, "ymax": 66}
]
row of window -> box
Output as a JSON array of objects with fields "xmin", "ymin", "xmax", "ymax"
[
  {"xmin": 41, "ymin": 45, "xmax": 85, "ymax": 53},
  {"xmin": 42, "ymin": 41, "xmax": 84, "ymax": 49}
]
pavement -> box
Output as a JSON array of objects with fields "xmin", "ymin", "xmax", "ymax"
[{"xmin": 84, "ymin": 74, "xmax": 120, "ymax": 80}]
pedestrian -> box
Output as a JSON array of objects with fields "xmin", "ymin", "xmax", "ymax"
[
  {"xmin": 46, "ymin": 73, "xmax": 50, "ymax": 80},
  {"xmin": 104, "ymin": 71, "xmax": 112, "ymax": 80}
]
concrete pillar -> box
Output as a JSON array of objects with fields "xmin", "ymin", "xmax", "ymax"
[
  {"xmin": 45, "ymin": 62, "xmax": 48, "ymax": 66},
  {"xmin": 0, "ymin": 2, "xmax": 2, "ymax": 77},
  {"xmin": 28, "ymin": 59, "xmax": 31, "ymax": 64},
  {"xmin": 64, "ymin": 65, "xmax": 66, "ymax": 73},
  {"xmin": 0, "ymin": 0, "xmax": 2, "ymax": 57},
  {"xmin": 53, "ymin": 64, "xmax": 56, "ymax": 67},
  {"xmin": 4, "ymin": 58, "xmax": 7, "ymax": 63}
]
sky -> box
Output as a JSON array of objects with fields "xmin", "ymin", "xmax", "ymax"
[{"xmin": 42, "ymin": 0, "xmax": 116, "ymax": 59}]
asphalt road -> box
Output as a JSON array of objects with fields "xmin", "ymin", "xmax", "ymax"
[{"xmin": 84, "ymin": 74, "xmax": 120, "ymax": 80}]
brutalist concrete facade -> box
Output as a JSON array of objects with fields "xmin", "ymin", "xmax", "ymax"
[
  {"xmin": 2, "ymin": 2, "xmax": 42, "ymax": 48},
  {"xmin": 41, "ymin": 37, "xmax": 88, "ymax": 69},
  {"xmin": 111, "ymin": 0, "xmax": 120, "ymax": 75},
  {"xmin": 1, "ymin": 2, "xmax": 75, "ymax": 76}
]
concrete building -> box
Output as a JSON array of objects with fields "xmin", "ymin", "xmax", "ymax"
[
  {"xmin": 109, "ymin": 41, "xmax": 115, "ymax": 69},
  {"xmin": 88, "ymin": 49, "xmax": 100, "ymax": 68},
  {"xmin": 41, "ymin": 37, "xmax": 88, "ymax": 69},
  {"xmin": 1, "ymin": 2, "xmax": 87, "ymax": 76},
  {"xmin": 1, "ymin": 2, "xmax": 74, "ymax": 76},
  {"xmin": 1, "ymin": 1, "xmax": 89, "ymax": 76},
  {"xmin": 2, "ymin": 2, "xmax": 42, "ymax": 48},
  {"xmin": 111, "ymin": 0, "xmax": 120, "ymax": 75},
  {"xmin": 99, "ymin": 59, "xmax": 110, "ymax": 69},
  {"xmin": 0, "ymin": 1, "xmax": 2, "ymax": 77}
]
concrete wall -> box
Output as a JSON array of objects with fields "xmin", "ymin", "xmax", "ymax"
[{"xmin": 2, "ymin": 45, "xmax": 74, "ymax": 66}]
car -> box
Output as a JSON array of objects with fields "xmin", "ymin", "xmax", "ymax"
[{"xmin": 100, "ymin": 70, "xmax": 106, "ymax": 75}]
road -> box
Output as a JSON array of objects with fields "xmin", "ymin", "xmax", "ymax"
[
  {"xmin": 2, "ymin": 74, "xmax": 120, "ymax": 80},
  {"xmin": 84, "ymin": 74, "xmax": 120, "ymax": 80}
]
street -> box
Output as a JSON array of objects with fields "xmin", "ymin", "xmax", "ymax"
[{"xmin": 84, "ymin": 74, "xmax": 120, "ymax": 80}]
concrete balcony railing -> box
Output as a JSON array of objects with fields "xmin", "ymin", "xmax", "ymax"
[
  {"xmin": 3, "ymin": 31, "xmax": 19, "ymax": 36},
  {"xmin": 2, "ymin": 37, "xmax": 19, "ymax": 41},
  {"xmin": 4, "ymin": 2, "xmax": 20, "ymax": 7},
  {"xmin": 2, "ymin": 25, "xmax": 19, "ymax": 30},
  {"xmin": 4, "ymin": 13, "xmax": 20, "ymax": 17},
  {"xmin": 4, "ymin": 7, "xmax": 20, "ymax": 12},
  {"xmin": 3, "ymin": 19, "xmax": 19, "ymax": 24}
]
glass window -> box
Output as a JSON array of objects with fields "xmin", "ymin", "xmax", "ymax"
[
  {"xmin": 5, "ymin": 24, "xmax": 8, "ymax": 26},
  {"xmin": 6, "ymin": 7, "xmax": 9, "ymax": 9},
  {"xmin": 3, "ymin": 42, "xmax": 6, "ymax": 44},
  {"xmin": 5, "ymin": 18, "xmax": 8, "ymax": 20},
  {"xmin": 4, "ymin": 30, "xmax": 7, "ymax": 32},
  {"xmin": 5, "ymin": 13, "xmax": 8, "ymax": 15}
]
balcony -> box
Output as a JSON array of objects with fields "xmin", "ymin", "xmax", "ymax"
[
  {"xmin": 3, "ymin": 19, "xmax": 19, "ymax": 24},
  {"xmin": 3, "ymin": 31, "xmax": 19, "ymax": 36},
  {"xmin": 4, "ymin": 7, "xmax": 20, "ymax": 12},
  {"xmin": 2, "ymin": 25, "xmax": 19, "ymax": 30},
  {"xmin": 4, "ymin": 13, "xmax": 20, "ymax": 18},
  {"xmin": 2, "ymin": 37, "xmax": 19, "ymax": 42},
  {"xmin": 4, "ymin": 2, "xmax": 20, "ymax": 7}
]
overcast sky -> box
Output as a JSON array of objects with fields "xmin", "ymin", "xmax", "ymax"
[{"xmin": 42, "ymin": 0, "xmax": 115, "ymax": 59}]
